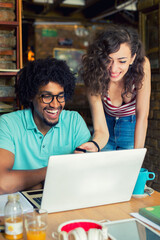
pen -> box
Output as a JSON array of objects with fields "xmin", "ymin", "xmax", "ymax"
[
  {"xmin": 75, "ymin": 147, "xmax": 87, "ymax": 153},
  {"xmin": 144, "ymin": 189, "xmax": 151, "ymax": 196},
  {"xmin": 75, "ymin": 147, "xmax": 93, "ymax": 153}
]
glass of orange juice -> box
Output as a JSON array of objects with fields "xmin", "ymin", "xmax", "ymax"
[{"xmin": 24, "ymin": 209, "xmax": 48, "ymax": 240}]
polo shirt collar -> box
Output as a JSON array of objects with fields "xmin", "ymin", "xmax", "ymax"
[{"xmin": 24, "ymin": 108, "xmax": 61, "ymax": 131}]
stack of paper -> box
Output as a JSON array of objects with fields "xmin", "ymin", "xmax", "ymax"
[{"xmin": 0, "ymin": 102, "xmax": 14, "ymax": 113}]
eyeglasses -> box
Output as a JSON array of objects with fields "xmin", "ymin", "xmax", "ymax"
[{"xmin": 40, "ymin": 93, "xmax": 65, "ymax": 104}]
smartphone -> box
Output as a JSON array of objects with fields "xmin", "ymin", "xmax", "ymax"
[
  {"xmin": 104, "ymin": 218, "xmax": 160, "ymax": 240},
  {"xmin": 0, "ymin": 225, "xmax": 4, "ymax": 233}
]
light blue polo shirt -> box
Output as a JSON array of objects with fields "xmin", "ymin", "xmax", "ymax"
[{"xmin": 0, "ymin": 109, "xmax": 91, "ymax": 170}]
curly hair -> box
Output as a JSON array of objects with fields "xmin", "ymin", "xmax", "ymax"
[
  {"xmin": 16, "ymin": 57, "xmax": 76, "ymax": 109},
  {"xmin": 80, "ymin": 24, "xmax": 145, "ymax": 96}
]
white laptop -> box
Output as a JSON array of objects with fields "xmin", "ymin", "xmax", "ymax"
[{"xmin": 21, "ymin": 148, "xmax": 147, "ymax": 213}]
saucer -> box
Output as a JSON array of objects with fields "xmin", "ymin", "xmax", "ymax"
[{"xmin": 132, "ymin": 187, "xmax": 154, "ymax": 198}]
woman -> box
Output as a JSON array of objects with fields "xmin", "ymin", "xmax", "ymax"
[{"xmin": 77, "ymin": 24, "xmax": 151, "ymax": 152}]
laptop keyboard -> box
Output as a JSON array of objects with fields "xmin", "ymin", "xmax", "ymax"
[{"xmin": 33, "ymin": 197, "xmax": 42, "ymax": 205}]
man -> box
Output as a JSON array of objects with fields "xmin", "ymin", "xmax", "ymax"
[{"xmin": 0, "ymin": 58, "xmax": 91, "ymax": 194}]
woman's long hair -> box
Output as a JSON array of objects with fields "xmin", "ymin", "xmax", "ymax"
[{"xmin": 80, "ymin": 24, "xmax": 145, "ymax": 96}]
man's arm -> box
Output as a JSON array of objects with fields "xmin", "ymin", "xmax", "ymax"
[{"xmin": 0, "ymin": 148, "xmax": 47, "ymax": 194}]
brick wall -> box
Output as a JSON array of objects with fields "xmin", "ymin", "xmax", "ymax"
[
  {"xmin": 34, "ymin": 23, "xmax": 103, "ymax": 58},
  {"xmin": 33, "ymin": 23, "xmax": 105, "ymax": 125},
  {"xmin": 0, "ymin": 0, "xmax": 17, "ymax": 112},
  {"xmin": 0, "ymin": 0, "xmax": 16, "ymax": 70},
  {"xmin": 144, "ymin": 74, "xmax": 160, "ymax": 191}
]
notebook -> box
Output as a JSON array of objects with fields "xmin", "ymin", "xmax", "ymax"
[
  {"xmin": 139, "ymin": 205, "xmax": 160, "ymax": 226},
  {"xmin": 21, "ymin": 148, "xmax": 147, "ymax": 213}
]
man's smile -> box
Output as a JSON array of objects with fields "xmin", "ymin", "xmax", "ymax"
[{"xmin": 44, "ymin": 108, "xmax": 60, "ymax": 119}]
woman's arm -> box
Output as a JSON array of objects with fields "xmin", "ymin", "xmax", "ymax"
[
  {"xmin": 134, "ymin": 57, "xmax": 151, "ymax": 148},
  {"xmin": 88, "ymin": 93, "xmax": 109, "ymax": 148},
  {"xmin": 76, "ymin": 93, "xmax": 109, "ymax": 152}
]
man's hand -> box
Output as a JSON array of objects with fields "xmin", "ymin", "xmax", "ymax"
[{"xmin": 74, "ymin": 141, "xmax": 99, "ymax": 153}]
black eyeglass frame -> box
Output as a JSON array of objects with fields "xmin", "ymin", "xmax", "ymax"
[{"xmin": 40, "ymin": 93, "xmax": 65, "ymax": 104}]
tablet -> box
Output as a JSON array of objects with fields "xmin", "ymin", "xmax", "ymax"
[{"xmin": 104, "ymin": 218, "xmax": 160, "ymax": 240}]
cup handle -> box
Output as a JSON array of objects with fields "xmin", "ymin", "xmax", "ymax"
[{"xmin": 147, "ymin": 172, "xmax": 155, "ymax": 180}]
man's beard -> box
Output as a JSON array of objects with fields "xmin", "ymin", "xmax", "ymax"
[
  {"xmin": 42, "ymin": 106, "xmax": 62, "ymax": 127},
  {"xmin": 43, "ymin": 118, "xmax": 59, "ymax": 127}
]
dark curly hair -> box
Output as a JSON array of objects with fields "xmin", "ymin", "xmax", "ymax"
[
  {"xmin": 16, "ymin": 57, "xmax": 76, "ymax": 109},
  {"xmin": 80, "ymin": 24, "xmax": 145, "ymax": 96}
]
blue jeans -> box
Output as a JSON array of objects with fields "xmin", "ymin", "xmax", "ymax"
[{"xmin": 101, "ymin": 114, "xmax": 136, "ymax": 151}]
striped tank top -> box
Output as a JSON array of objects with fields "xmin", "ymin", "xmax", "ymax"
[{"xmin": 102, "ymin": 93, "xmax": 136, "ymax": 117}]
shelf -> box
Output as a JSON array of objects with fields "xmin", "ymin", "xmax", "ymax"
[
  {"xmin": 0, "ymin": 69, "xmax": 19, "ymax": 76},
  {"xmin": 0, "ymin": 109, "xmax": 14, "ymax": 113},
  {"xmin": 0, "ymin": 97, "xmax": 16, "ymax": 102},
  {"xmin": 0, "ymin": 72, "xmax": 18, "ymax": 76},
  {"xmin": 0, "ymin": 0, "xmax": 22, "ymax": 112},
  {"xmin": 0, "ymin": 21, "xmax": 19, "ymax": 30}
]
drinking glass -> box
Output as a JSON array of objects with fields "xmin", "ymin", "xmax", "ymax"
[{"xmin": 24, "ymin": 209, "xmax": 48, "ymax": 240}]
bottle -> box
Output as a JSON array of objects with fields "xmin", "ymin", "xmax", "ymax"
[{"xmin": 4, "ymin": 194, "xmax": 23, "ymax": 240}]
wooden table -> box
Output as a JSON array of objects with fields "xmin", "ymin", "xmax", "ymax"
[{"xmin": 0, "ymin": 191, "xmax": 160, "ymax": 239}]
